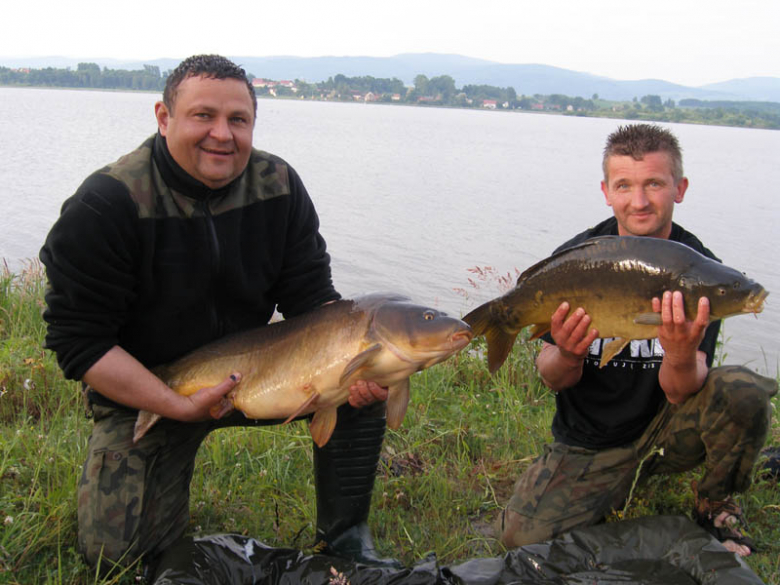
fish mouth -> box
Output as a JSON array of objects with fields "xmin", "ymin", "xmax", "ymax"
[
  {"xmin": 743, "ymin": 288, "xmax": 769, "ymax": 314},
  {"xmin": 449, "ymin": 329, "xmax": 474, "ymax": 351}
]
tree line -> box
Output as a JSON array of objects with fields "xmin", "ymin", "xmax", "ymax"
[
  {"xmin": 1, "ymin": 63, "xmax": 778, "ymax": 129},
  {"xmin": 0, "ymin": 63, "xmax": 167, "ymax": 91}
]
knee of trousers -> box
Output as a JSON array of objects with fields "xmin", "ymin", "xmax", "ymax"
[{"xmin": 703, "ymin": 366, "xmax": 774, "ymax": 431}]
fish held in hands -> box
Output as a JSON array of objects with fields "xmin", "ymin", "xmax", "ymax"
[
  {"xmin": 134, "ymin": 294, "xmax": 473, "ymax": 446},
  {"xmin": 463, "ymin": 236, "xmax": 767, "ymax": 372}
]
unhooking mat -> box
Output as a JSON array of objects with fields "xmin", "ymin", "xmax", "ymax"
[{"xmin": 151, "ymin": 515, "xmax": 765, "ymax": 584}]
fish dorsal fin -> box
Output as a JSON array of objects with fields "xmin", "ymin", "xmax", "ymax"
[
  {"xmin": 386, "ymin": 378, "xmax": 411, "ymax": 430},
  {"xmin": 600, "ymin": 338, "xmax": 630, "ymax": 368},
  {"xmin": 339, "ymin": 343, "xmax": 383, "ymax": 386},
  {"xmin": 634, "ymin": 312, "xmax": 662, "ymax": 326},
  {"xmin": 485, "ymin": 328, "xmax": 518, "ymax": 374},
  {"xmin": 527, "ymin": 323, "xmax": 551, "ymax": 340},
  {"xmin": 310, "ymin": 407, "xmax": 338, "ymax": 447},
  {"xmin": 281, "ymin": 390, "xmax": 320, "ymax": 425}
]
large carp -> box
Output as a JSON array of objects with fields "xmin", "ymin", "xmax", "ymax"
[
  {"xmin": 134, "ymin": 294, "xmax": 473, "ymax": 446},
  {"xmin": 464, "ymin": 236, "xmax": 768, "ymax": 373}
]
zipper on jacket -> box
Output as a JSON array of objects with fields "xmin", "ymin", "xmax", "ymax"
[{"xmin": 201, "ymin": 200, "xmax": 224, "ymax": 338}]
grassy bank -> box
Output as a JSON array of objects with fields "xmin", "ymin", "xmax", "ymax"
[{"xmin": 1, "ymin": 262, "xmax": 778, "ymax": 584}]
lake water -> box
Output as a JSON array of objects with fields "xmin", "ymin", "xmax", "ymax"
[{"xmin": 1, "ymin": 87, "xmax": 778, "ymax": 376}]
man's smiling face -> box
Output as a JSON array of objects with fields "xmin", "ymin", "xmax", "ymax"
[{"xmin": 155, "ymin": 74, "xmax": 255, "ymax": 189}]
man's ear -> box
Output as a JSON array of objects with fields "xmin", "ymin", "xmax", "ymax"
[
  {"xmin": 674, "ymin": 177, "xmax": 689, "ymax": 203},
  {"xmin": 154, "ymin": 101, "xmax": 170, "ymax": 137},
  {"xmin": 601, "ymin": 180, "xmax": 612, "ymax": 207}
]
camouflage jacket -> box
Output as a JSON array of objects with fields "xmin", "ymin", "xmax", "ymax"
[{"xmin": 40, "ymin": 134, "xmax": 339, "ymax": 387}]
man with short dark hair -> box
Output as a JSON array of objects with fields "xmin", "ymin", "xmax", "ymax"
[
  {"xmin": 40, "ymin": 54, "xmax": 394, "ymax": 574},
  {"xmin": 496, "ymin": 123, "xmax": 776, "ymax": 557}
]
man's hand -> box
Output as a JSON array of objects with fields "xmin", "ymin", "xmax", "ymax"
[
  {"xmin": 181, "ymin": 372, "xmax": 242, "ymax": 421},
  {"xmin": 653, "ymin": 291, "xmax": 710, "ymax": 403},
  {"xmin": 537, "ymin": 302, "xmax": 599, "ymax": 392},
  {"xmin": 550, "ymin": 302, "xmax": 599, "ymax": 363},
  {"xmin": 653, "ymin": 291, "xmax": 709, "ymax": 361},
  {"xmin": 348, "ymin": 380, "xmax": 389, "ymax": 408}
]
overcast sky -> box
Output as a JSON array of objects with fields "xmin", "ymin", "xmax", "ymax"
[{"xmin": 3, "ymin": 0, "xmax": 778, "ymax": 87}]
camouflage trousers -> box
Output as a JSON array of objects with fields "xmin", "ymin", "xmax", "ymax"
[
  {"xmin": 497, "ymin": 365, "xmax": 778, "ymax": 548},
  {"xmin": 77, "ymin": 401, "xmax": 383, "ymax": 571}
]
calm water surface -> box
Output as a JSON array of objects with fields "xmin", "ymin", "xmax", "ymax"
[{"xmin": 1, "ymin": 87, "xmax": 778, "ymax": 375}]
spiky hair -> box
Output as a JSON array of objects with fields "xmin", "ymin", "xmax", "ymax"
[{"xmin": 603, "ymin": 124, "xmax": 684, "ymax": 183}]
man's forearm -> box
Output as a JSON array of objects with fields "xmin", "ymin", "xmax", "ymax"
[
  {"xmin": 82, "ymin": 345, "xmax": 186, "ymax": 417},
  {"xmin": 658, "ymin": 350, "xmax": 709, "ymax": 404},
  {"xmin": 536, "ymin": 342, "xmax": 585, "ymax": 392}
]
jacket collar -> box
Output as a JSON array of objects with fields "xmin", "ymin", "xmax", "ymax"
[{"xmin": 152, "ymin": 132, "xmax": 243, "ymax": 201}]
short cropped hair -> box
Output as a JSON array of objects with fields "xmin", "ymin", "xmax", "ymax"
[
  {"xmin": 163, "ymin": 54, "xmax": 257, "ymax": 116},
  {"xmin": 602, "ymin": 124, "xmax": 684, "ymax": 183}
]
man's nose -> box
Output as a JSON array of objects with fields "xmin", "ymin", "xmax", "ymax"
[
  {"xmin": 209, "ymin": 117, "xmax": 232, "ymax": 141},
  {"xmin": 631, "ymin": 187, "xmax": 649, "ymax": 207}
]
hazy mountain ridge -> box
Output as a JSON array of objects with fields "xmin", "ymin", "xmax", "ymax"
[{"xmin": 3, "ymin": 53, "xmax": 779, "ymax": 102}]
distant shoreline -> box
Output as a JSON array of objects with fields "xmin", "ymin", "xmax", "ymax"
[{"xmin": 2, "ymin": 82, "xmax": 778, "ymax": 131}]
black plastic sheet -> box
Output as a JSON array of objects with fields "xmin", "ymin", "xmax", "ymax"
[{"xmin": 152, "ymin": 515, "xmax": 765, "ymax": 585}]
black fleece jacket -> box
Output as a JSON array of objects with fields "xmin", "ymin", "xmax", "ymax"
[{"xmin": 40, "ymin": 134, "xmax": 339, "ymax": 383}]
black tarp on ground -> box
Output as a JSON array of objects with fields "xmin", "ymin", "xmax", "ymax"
[{"xmin": 152, "ymin": 515, "xmax": 765, "ymax": 585}]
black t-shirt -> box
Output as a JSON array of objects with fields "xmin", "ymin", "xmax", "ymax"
[{"xmin": 546, "ymin": 218, "xmax": 721, "ymax": 449}]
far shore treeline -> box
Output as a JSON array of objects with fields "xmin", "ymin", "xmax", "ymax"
[{"xmin": 2, "ymin": 62, "xmax": 779, "ymax": 129}]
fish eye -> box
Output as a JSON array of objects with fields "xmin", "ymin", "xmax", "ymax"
[
  {"xmin": 423, "ymin": 310, "xmax": 435, "ymax": 321},
  {"xmin": 717, "ymin": 287, "xmax": 726, "ymax": 296}
]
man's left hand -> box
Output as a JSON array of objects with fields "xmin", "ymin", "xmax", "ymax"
[
  {"xmin": 653, "ymin": 291, "xmax": 709, "ymax": 364},
  {"xmin": 348, "ymin": 380, "xmax": 388, "ymax": 408}
]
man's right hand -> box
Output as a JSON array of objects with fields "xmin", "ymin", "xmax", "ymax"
[
  {"xmin": 182, "ymin": 372, "xmax": 242, "ymax": 421},
  {"xmin": 536, "ymin": 302, "xmax": 599, "ymax": 392},
  {"xmin": 549, "ymin": 301, "xmax": 599, "ymax": 362}
]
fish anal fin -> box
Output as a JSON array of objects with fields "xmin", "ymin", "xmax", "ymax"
[
  {"xmin": 386, "ymin": 378, "xmax": 410, "ymax": 430},
  {"xmin": 133, "ymin": 411, "xmax": 161, "ymax": 443},
  {"xmin": 310, "ymin": 407, "xmax": 338, "ymax": 447},
  {"xmin": 485, "ymin": 328, "xmax": 518, "ymax": 374},
  {"xmin": 282, "ymin": 388, "xmax": 320, "ymax": 424},
  {"xmin": 527, "ymin": 323, "xmax": 551, "ymax": 340},
  {"xmin": 634, "ymin": 312, "xmax": 662, "ymax": 326},
  {"xmin": 339, "ymin": 343, "xmax": 383, "ymax": 386},
  {"xmin": 600, "ymin": 338, "xmax": 630, "ymax": 368}
]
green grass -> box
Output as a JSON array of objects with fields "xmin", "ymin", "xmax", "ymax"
[{"xmin": 1, "ymin": 262, "xmax": 778, "ymax": 584}]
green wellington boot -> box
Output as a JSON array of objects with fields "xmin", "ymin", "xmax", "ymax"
[{"xmin": 313, "ymin": 402, "xmax": 402, "ymax": 568}]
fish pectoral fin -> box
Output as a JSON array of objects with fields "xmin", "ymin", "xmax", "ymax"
[
  {"xmin": 339, "ymin": 343, "xmax": 383, "ymax": 386},
  {"xmin": 600, "ymin": 338, "xmax": 630, "ymax": 368},
  {"xmin": 634, "ymin": 312, "xmax": 662, "ymax": 326},
  {"xmin": 485, "ymin": 328, "xmax": 518, "ymax": 374},
  {"xmin": 133, "ymin": 410, "xmax": 162, "ymax": 443},
  {"xmin": 527, "ymin": 323, "xmax": 551, "ymax": 340},
  {"xmin": 282, "ymin": 391, "xmax": 320, "ymax": 425},
  {"xmin": 309, "ymin": 407, "xmax": 338, "ymax": 447},
  {"xmin": 386, "ymin": 378, "xmax": 411, "ymax": 430}
]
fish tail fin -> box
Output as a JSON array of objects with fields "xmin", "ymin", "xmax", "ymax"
[
  {"xmin": 464, "ymin": 301, "xmax": 519, "ymax": 373},
  {"xmin": 133, "ymin": 410, "xmax": 161, "ymax": 443},
  {"xmin": 462, "ymin": 301, "xmax": 493, "ymax": 337}
]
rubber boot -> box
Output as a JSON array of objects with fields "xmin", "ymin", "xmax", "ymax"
[{"xmin": 313, "ymin": 401, "xmax": 402, "ymax": 568}]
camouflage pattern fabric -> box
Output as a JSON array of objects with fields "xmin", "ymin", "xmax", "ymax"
[
  {"xmin": 77, "ymin": 404, "xmax": 292, "ymax": 570},
  {"xmin": 498, "ymin": 366, "xmax": 777, "ymax": 548}
]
